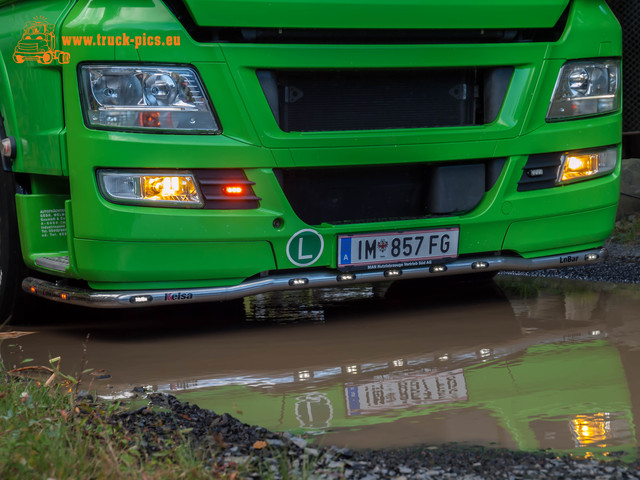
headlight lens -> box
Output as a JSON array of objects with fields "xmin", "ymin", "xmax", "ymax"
[
  {"xmin": 557, "ymin": 146, "xmax": 617, "ymax": 185},
  {"xmin": 80, "ymin": 65, "xmax": 220, "ymax": 133},
  {"xmin": 97, "ymin": 170, "xmax": 204, "ymax": 207},
  {"xmin": 547, "ymin": 59, "xmax": 620, "ymax": 121}
]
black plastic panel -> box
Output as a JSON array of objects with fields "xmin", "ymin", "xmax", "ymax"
[
  {"xmin": 517, "ymin": 153, "xmax": 562, "ymax": 192},
  {"xmin": 193, "ymin": 169, "xmax": 260, "ymax": 209},
  {"xmin": 276, "ymin": 159, "xmax": 506, "ymax": 225}
]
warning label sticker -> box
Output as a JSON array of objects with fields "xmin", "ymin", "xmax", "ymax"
[{"xmin": 40, "ymin": 209, "xmax": 66, "ymax": 238}]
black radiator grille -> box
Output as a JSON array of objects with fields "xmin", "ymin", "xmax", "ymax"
[
  {"xmin": 258, "ymin": 68, "xmax": 512, "ymax": 132},
  {"xmin": 276, "ymin": 159, "xmax": 506, "ymax": 225}
]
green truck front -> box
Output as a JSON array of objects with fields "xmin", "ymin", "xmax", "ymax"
[{"xmin": 0, "ymin": 0, "xmax": 621, "ymax": 315}]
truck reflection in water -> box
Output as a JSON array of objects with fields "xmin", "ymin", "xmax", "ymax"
[
  {"xmin": 161, "ymin": 278, "xmax": 638, "ymax": 462},
  {"xmin": 3, "ymin": 276, "xmax": 639, "ymax": 461}
]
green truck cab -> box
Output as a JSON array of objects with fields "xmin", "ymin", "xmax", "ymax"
[{"xmin": 0, "ymin": 0, "xmax": 623, "ymax": 319}]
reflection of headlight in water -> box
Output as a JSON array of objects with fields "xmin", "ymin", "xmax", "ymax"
[
  {"xmin": 295, "ymin": 392, "xmax": 334, "ymax": 429},
  {"xmin": 571, "ymin": 413, "xmax": 611, "ymax": 447}
]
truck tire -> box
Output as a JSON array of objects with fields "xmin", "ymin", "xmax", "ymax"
[{"xmin": 0, "ymin": 123, "xmax": 28, "ymax": 324}]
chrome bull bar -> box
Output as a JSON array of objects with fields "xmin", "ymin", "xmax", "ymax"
[{"xmin": 22, "ymin": 247, "xmax": 606, "ymax": 309}]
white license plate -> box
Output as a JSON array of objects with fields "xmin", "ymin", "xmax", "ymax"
[{"xmin": 338, "ymin": 228, "xmax": 459, "ymax": 270}]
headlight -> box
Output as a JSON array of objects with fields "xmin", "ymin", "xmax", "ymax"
[
  {"xmin": 547, "ymin": 59, "xmax": 620, "ymax": 121},
  {"xmin": 97, "ymin": 170, "xmax": 204, "ymax": 207},
  {"xmin": 80, "ymin": 65, "xmax": 220, "ymax": 133}
]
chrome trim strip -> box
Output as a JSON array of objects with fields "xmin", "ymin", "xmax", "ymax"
[{"xmin": 22, "ymin": 247, "xmax": 606, "ymax": 309}]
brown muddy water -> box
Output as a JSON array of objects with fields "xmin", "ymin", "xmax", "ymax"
[{"xmin": 2, "ymin": 275, "xmax": 640, "ymax": 461}]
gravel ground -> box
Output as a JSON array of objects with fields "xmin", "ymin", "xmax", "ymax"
[
  {"xmin": 108, "ymin": 392, "xmax": 640, "ymax": 479},
  {"xmin": 500, "ymin": 239, "xmax": 640, "ymax": 284},
  {"xmin": 105, "ymin": 241, "xmax": 640, "ymax": 479}
]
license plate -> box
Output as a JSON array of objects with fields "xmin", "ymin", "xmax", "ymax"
[{"xmin": 338, "ymin": 228, "xmax": 459, "ymax": 271}]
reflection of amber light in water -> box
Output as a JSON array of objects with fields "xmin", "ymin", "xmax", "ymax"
[{"xmin": 571, "ymin": 413, "xmax": 610, "ymax": 447}]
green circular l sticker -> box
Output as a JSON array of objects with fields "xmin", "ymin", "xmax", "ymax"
[{"xmin": 286, "ymin": 229, "xmax": 324, "ymax": 267}]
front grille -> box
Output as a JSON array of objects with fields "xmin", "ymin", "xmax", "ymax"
[
  {"xmin": 17, "ymin": 44, "xmax": 39, "ymax": 52},
  {"xmin": 276, "ymin": 159, "xmax": 505, "ymax": 225},
  {"xmin": 259, "ymin": 68, "xmax": 512, "ymax": 132}
]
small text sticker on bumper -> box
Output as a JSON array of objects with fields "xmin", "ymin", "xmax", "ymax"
[{"xmin": 338, "ymin": 228, "xmax": 459, "ymax": 271}]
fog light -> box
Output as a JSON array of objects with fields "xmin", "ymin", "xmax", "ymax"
[
  {"xmin": 430, "ymin": 265, "xmax": 447, "ymax": 273},
  {"xmin": 472, "ymin": 261, "xmax": 490, "ymax": 270},
  {"xmin": 289, "ymin": 278, "xmax": 308, "ymax": 286},
  {"xmin": 143, "ymin": 176, "xmax": 198, "ymax": 201},
  {"xmin": 98, "ymin": 170, "xmax": 204, "ymax": 208},
  {"xmin": 130, "ymin": 295, "xmax": 153, "ymax": 304},
  {"xmin": 384, "ymin": 269, "xmax": 402, "ymax": 277},
  {"xmin": 558, "ymin": 147, "xmax": 617, "ymax": 185},
  {"xmin": 561, "ymin": 154, "xmax": 597, "ymax": 181},
  {"xmin": 585, "ymin": 253, "xmax": 600, "ymax": 261},
  {"xmin": 337, "ymin": 273, "xmax": 355, "ymax": 282}
]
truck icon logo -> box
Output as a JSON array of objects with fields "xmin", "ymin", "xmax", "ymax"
[{"xmin": 13, "ymin": 18, "xmax": 69, "ymax": 65}]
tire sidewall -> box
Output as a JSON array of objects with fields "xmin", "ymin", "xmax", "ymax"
[{"xmin": 0, "ymin": 121, "xmax": 26, "ymax": 324}]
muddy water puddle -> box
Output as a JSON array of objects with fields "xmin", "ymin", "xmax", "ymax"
[{"xmin": 3, "ymin": 275, "xmax": 640, "ymax": 461}]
